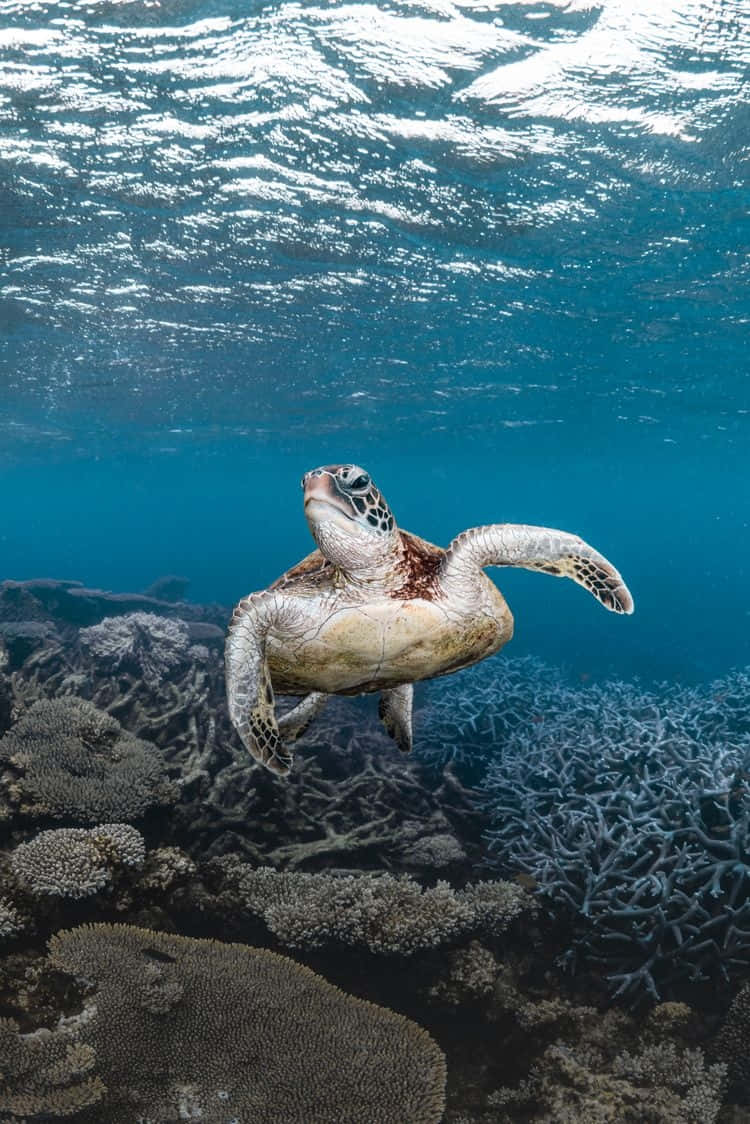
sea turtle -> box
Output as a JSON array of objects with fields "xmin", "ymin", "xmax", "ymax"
[{"xmin": 226, "ymin": 464, "xmax": 633, "ymax": 775}]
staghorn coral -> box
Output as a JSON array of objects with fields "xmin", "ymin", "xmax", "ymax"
[
  {"xmin": 418, "ymin": 657, "xmax": 750, "ymax": 778},
  {"xmin": 0, "ymin": 1015, "xmax": 105, "ymax": 1120},
  {"xmin": 189, "ymin": 708, "xmax": 485, "ymax": 871},
  {"xmin": 414, "ymin": 656, "xmax": 573, "ymax": 776},
  {"xmin": 481, "ymin": 670, "xmax": 750, "ymax": 1000},
  {"xmin": 10, "ymin": 824, "xmax": 145, "ymax": 899},
  {"xmin": 8, "ymin": 644, "xmax": 483, "ymax": 871},
  {"xmin": 219, "ymin": 861, "xmax": 531, "ymax": 955},
  {"xmin": 78, "ymin": 611, "xmax": 191, "ymax": 687},
  {"xmin": 48, "ymin": 922, "xmax": 447, "ymax": 1124},
  {"xmin": 0, "ymin": 697, "xmax": 177, "ymax": 823}
]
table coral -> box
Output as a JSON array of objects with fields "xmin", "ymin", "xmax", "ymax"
[
  {"xmin": 0, "ymin": 697, "xmax": 177, "ymax": 823},
  {"xmin": 10, "ymin": 824, "xmax": 145, "ymax": 899},
  {"xmin": 219, "ymin": 862, "xmax": 531, "ymax": 955},
  {"xmin": 48, "ymin": 922, "xmax": 447, "ymax": 1124},
  {"xmin": 0, "ymin": 1016, "xmax": 104, "ymax": 1120}
]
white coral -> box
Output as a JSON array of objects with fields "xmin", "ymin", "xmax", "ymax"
[
  {"xmin": 11, "ymin": 823, "xmax": 146, "ymax": 898},
  {"xmin": 79, "ymin": 612, "xmax": 190, "ymax": 686}
]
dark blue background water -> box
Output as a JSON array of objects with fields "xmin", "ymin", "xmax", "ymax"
[{"xmin": 1, "ymin": 0, "xmax": 748, "ymax": 683}]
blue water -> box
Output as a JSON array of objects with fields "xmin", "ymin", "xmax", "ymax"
[{"xmin": 1, "ymin": 0, "xmax": 748, "ymax": 684}]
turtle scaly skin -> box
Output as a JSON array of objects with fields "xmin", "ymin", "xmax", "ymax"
[{"xmin": 226, "ymin": 464, "xmax": 633, "ymax": 776}]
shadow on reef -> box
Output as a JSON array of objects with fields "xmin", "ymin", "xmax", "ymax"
[{"xmin": 0, "ymin": 577, "xmax": 749, "ymax": 1121}]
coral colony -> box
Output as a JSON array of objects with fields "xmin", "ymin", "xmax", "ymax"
[
  {"xmin": 418, "ymin": 660, "xmax": 750, "ymax": 1000},
  {"xmin": 0, "ymin": 579, "xmax": 749, "ymax": 1120}
]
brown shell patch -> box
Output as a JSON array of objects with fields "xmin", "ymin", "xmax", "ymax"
[
  {"xmin": 269, "ymin": 549, "xmax": 333, "ymax": 591},
  {"xmin": 389, "ymin": 532, "xmax": 443, "ymax": 601}
]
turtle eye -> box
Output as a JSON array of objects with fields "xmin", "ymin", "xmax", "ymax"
[{"xmin": 350, "ymin": 473, "xmax": 370, "ymax": 491}]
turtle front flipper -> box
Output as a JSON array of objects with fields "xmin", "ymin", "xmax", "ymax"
[
  {"xmin": 379, "ymin": 684, "xmax": 414, "ymax": 753},
  {"xmin": 443, "ymin": 524, "xmax": 634, "ymax": 614},
  {"xmin": 225, "ymin": 592, "xmax": 293, "ymax": 775}
]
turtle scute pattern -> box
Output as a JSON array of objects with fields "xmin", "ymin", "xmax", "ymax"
[{"xmin": 47, "ymin": 922, "xmax": 447, "ymax": 1124}]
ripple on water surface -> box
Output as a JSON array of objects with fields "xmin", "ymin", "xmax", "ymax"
[{"xmin": 0, "ymin": 0, "xmax": 748, "ymax": 451}]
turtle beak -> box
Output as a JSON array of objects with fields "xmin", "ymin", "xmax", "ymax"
[
  {"xmin": 303, "ymin": 471, "xmax": 354, "ymax": 524},
  {"xmin": 303, "ymin": 471, "xmax": 334, "ymax": 505}
]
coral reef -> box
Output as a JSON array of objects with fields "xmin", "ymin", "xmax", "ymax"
[
  {"xmin": 78, "ymin": 611, "xmax": 192, "ymax": 687},
  {"xmin": 0, "ymin": 577, "xmax": 223, "ymax": 629},
  {"xmin": 481, "ymin": 672, "xmax": 750, "ymax": 999},
  {"xmin": 0, "ymin": 897, "xmax": 24, "ymax": 939},
  {"xmin": 432, "ymin": 952, "xmax": 728, "ymax": 1122},
  {"xmin": 48, "ymin": 922, "xmax": 447, "ymax": 1124},
  {"xmin": 2, "ymin": 580, "xmax": 485, "ymax": 873},
  {"xmin": 714, "ymin": 980, "xmax": 750, "ymax": 1102},
  {"xmin": 486, "ymin": 1038, "xmax": 726, "ymax": 1123},
  {"xmin": 414, "ymin": 656, "xmax": 572, "ymax": 776},
  {"xmin": 0, "ymin": 1015, "xmax": 104, "ymax": 1119},
  {"xmin": 0, "ymin": 697, "xmax": 177, "ymax": 824},
  {"xmin": 429, "ymin": 940, "xmax": 499, "ymax": 1005},
  {"xmin": 183, "ymin": 697, "xmax": 487, "ymax": 871},
  {"xmin": 142, "ymin": 574, "xmax": 190, "ymax": 602},
  {"xmin": 2, "ymin": 579, "xmax": 750, "ymax": 1121},
  {"xmin": 0, "ymin": 621, "xmax": 58, "ymax": 671},
  {"xmin": 217, "ymin": 861, "xmax": 532, "ymax": 955},
  {"xmin": 10, "ymin": 824, "xmax": 145, "ymax": 899}
]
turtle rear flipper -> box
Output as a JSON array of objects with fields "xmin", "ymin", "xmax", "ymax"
[
  {"xmin": 278, "ymin": 692, "xmax": 328, "ymax": 743},
  {"xmin": 379, "ymin": 684, "xmax": 413, "ymax": 753}
]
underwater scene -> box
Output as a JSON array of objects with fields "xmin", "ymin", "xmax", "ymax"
[{"xmin": 1, "ymin": 0, "xmax": 750, "ymax": 1121}]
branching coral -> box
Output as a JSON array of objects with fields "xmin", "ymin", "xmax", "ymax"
[
  {"xmin": 429, "ymin": 941, "xmax": 499, "ymax": 1005},
  {"xmin": 414, "ymin": 656, "xmax": 572, "ymax": 776},
  {"xmin": 0, "ymin": 697, "xmax": 177, "ymax": 823},
  {"xmin": 78, "ymin": 612, "xmax": 191, "ymax": 686},
  {"xmin": 481, "ymin": 671, "xmax": 750, "ymax": 999},
  {"xmin": 487, "ymin": 1039, "xmax": 726, "ymax": 1123},
  {"xmin": 48, "ymin": 922, "xmax": 447, "ymax": 1124},
  {"xmin": 10, "ymin": 824, "xmax": 145, "ymax": 898},
  {"xmin": 219, "ymin": 862, "xmax": 531, "ymax": 955},
  {"xmin": 713, "ymin": 979, "xmax": 750, "ymax": 1101},
  {"xmin": 0, "ymin": 897, "xmax": 24, "ymax": 940},
  {"xmin": 473, "ymin": 987, "xmax": 727, "ymax": 1124},
  {"xmin": 0, "ymin": 1016, "xmax": 105, "ymax": 1119}
]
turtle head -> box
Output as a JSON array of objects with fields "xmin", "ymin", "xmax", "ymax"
[{"xmin": 302, "ymin": 464, "xmax": 398, "ymax": 574}]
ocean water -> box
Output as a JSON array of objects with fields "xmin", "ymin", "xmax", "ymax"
[
  {"xmin": 2, "ymin": 5, "xmax": 750, "ymax": 1121},
  {"xmin": 1, "ymin": 0, "xmax": 748, "ymax": 685}
]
